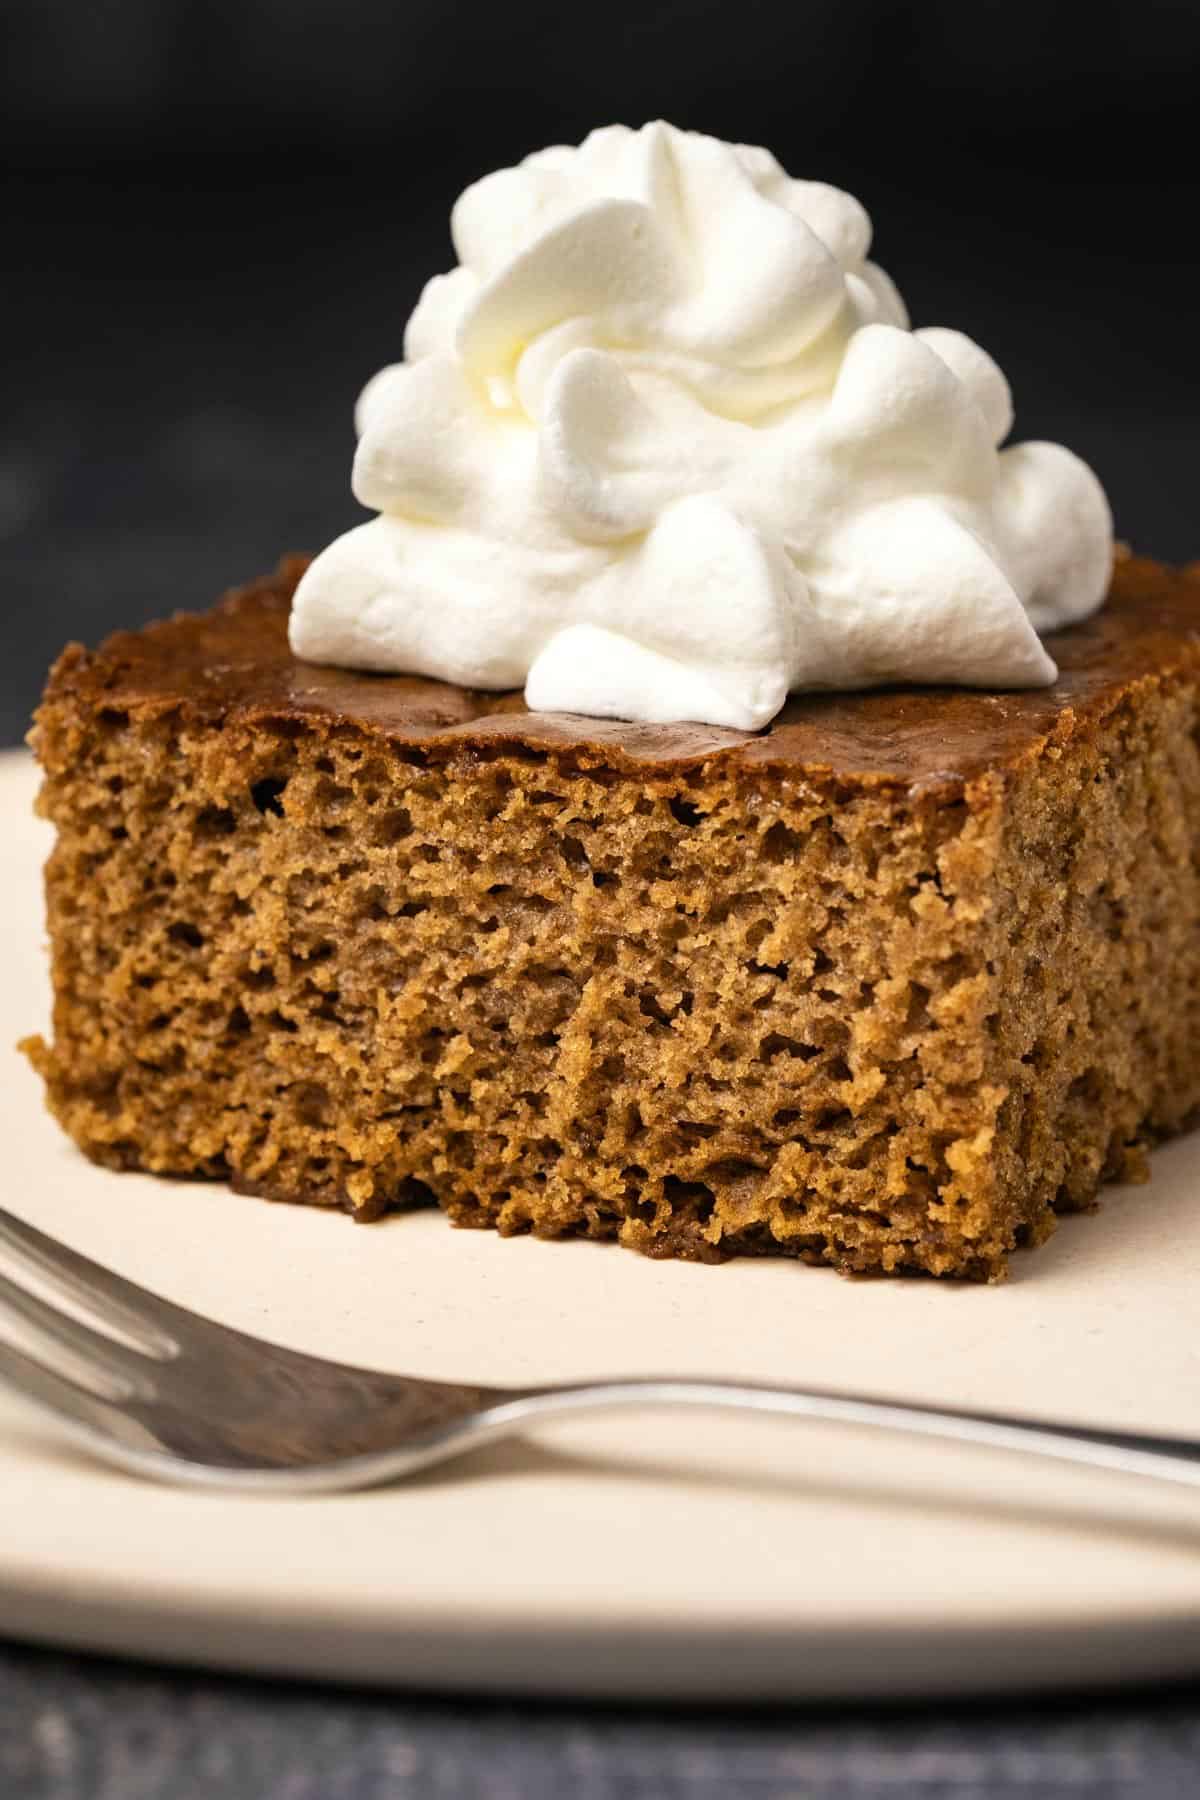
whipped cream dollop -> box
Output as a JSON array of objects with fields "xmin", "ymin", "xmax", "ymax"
[{"xmin": 290, "ymin": 122, "xmax": 1113, "ymax": 729}]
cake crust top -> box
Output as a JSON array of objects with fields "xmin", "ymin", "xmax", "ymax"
[{"xmin": 40, "ymin": 553, "xmax": 1200, "ymax": 794}]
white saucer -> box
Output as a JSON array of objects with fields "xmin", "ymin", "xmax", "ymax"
[{"xmin": 4, "ymin": 747, "xmax": 1200, "ymax": 1701}]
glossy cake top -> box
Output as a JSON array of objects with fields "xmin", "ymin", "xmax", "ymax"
[{"xmin": 41, "ymin": 553, "xmax": 1200, "ymax": 793}]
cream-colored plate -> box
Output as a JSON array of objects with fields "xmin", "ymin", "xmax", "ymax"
[{"xmin": 4, "ymin": 746, "xmax": 1200, "ymax": 1701}]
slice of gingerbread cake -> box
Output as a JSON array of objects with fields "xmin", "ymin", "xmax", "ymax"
[{"xmin": 25, "ymin": 551, "xmax": 1200, "ymax": 1280}]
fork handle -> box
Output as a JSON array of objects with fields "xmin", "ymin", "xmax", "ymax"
[{"xmin": 489, "ymin": 1378, "xmax": 1200, "ymax": 1491}]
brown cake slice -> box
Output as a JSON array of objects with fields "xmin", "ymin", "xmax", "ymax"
[{"xmin": 24, "ymin": 551, "xmax": 1200, "ymax": 1279}]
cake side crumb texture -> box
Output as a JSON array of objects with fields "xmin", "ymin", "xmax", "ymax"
[{"xmin": 25, "ymin": 556, "xmax": 1200, "ymax": 1279}]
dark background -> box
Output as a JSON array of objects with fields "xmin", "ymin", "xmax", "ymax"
[{"xmin": 4, "ymin": 0, "xmax": 1198, "ymax": 748}]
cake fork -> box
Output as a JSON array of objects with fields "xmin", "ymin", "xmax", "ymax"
[{"xmin": 3, "ymin": 1202, "xmax": 1200, "ymax": 1497}]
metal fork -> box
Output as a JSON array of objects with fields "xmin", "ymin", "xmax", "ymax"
[{"xmin": 3, "ymin": 1203, "xmax": 1200, "ymax": 1496}]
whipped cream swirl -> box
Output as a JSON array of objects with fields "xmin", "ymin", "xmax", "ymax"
[{"xmin": 290, "ymin": 122, "xmax": 1113, "ymax": 729}]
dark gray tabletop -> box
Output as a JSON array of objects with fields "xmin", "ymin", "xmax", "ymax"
[
  {"xmin": 7, "ymin": 140, "xmax": 1200, "ymax": 1800},
  {"xmin": 3, "ymin": 1641, "xmax": 1200, "ymax": 1800}
]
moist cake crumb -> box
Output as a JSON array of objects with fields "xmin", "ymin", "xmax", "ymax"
[{"xmin": 23, "ymin": 553, "xmax": 1200, "ymax": 1279}]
